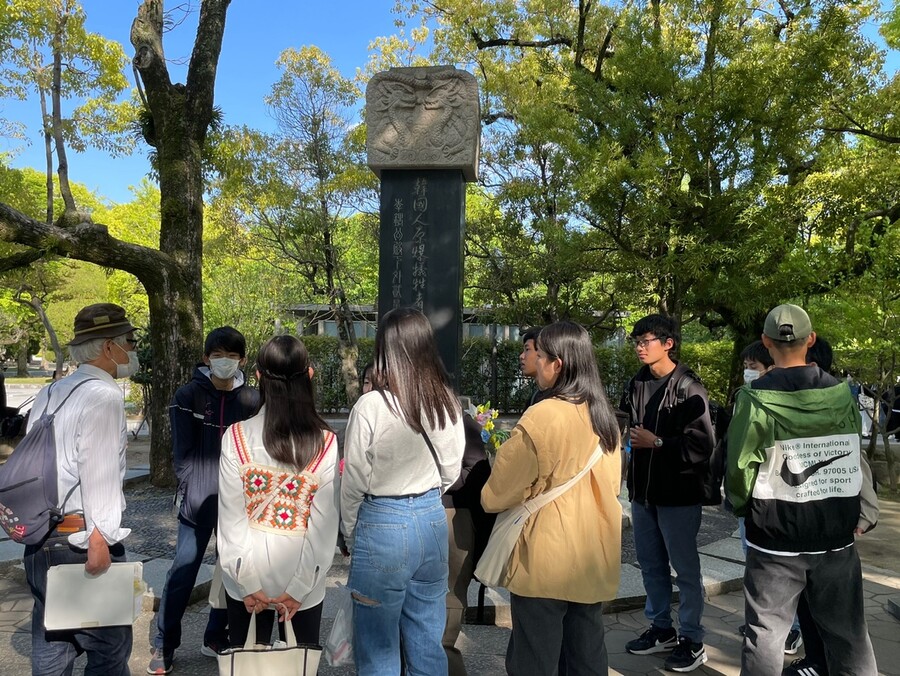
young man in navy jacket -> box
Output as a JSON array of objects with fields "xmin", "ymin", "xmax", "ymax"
[{"xmin": 148, "ymin": 327, "xmax": 260, "ymax": 674}]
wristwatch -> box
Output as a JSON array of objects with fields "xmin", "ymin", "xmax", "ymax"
[{"xmin": 653, "ymin": 437, "xmax": 664, "ymax": 448}]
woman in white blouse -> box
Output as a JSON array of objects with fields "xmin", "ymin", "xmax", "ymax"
[
  {"xmin": 217, "ymin": 335, "xmax": 339, "ymax": 647},
  {"xmin": 341, "ymin": 307, "xmax": 465, "ymax": 675}
]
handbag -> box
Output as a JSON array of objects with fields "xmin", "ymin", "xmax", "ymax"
[
  {"xmin": 475, "ymin": 443, "xmax": 605, "ymax": 588},
  {"xmin": 209, "ymin": 560, "xmax": 226, "ymax": 609},
  {"xmin": 323, "ymin": 582, "xmax": 354, "ymax": 667},
  {"xmin": 217, "ymin": 610, "xmax": 322, "ymax": 676}
]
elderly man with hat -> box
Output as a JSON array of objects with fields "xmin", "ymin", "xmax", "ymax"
[
  {"xmin": 725, "ymin": 304, "xmax": 878, "ymax": 675},
  {"xmin": 23, "ymin": 303, "xmax": 139, "ymax": 676}
]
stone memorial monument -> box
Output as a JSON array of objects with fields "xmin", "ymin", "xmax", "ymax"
[{"xmin": 366, "ymin": 66, "xmax": 480, "ymax": 385}]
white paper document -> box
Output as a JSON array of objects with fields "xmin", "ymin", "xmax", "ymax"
[{"xmin": 44, "ymin": 561, "xmax": 144, "ymax": 630}]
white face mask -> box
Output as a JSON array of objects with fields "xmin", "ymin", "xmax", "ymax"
[
  {"xmin": 113, "ymin": 343, "xmax": 140, "ymax": 379},
  {"xmin": 209, "ymin": 357, "xmax": 240, "ymax": 380},
  {"xmin": 743, "ymin": 368, "xmax": 760, "ymax": 385}
]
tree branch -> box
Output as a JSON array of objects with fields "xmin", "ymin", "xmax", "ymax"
[
  {"xmin": 130, "ymin": 0, "xmax": 172, "ymax": 105},
  {"xmin": 471, "ymin": 29, "xmax": 572, "ymax": 50},
  {"xmin": 0, "ymin": 201, "xmax": 178, "ymax": 288},
  {"xmin": 821, "ymin": 126, "xmax": 900, "ymax": 144},
  {"xmin": 185, "ymin": 0, "xmax": 230, "ymax": 136},
  {"xmin": 0, "ymin": 248, "xmax": 47, "ymax": 273}
]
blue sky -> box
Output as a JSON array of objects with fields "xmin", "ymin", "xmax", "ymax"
[
  {"xmin": 1, "ymin": 0, "xmax": 406, "ymax": 203},
  {"xmin": 2, "ymin": 2, "xmax": 897, "ymax": 206}
]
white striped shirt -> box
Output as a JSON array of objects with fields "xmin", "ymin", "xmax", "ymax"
[{"xmin": 26, "ymin": 364, "xmax": 130, "ymax": 547}]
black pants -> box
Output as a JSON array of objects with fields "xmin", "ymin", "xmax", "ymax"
[
  {"xmin": 225, "ymin": 594, "xmax": 323, "ymax": 647},
  {"xmin": 507, "ymin": 593, "xmax": 607, "ymax": 676}
]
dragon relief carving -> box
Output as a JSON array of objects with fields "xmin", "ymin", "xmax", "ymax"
[{"xmin": 367, "ymin": 67, "xmax": 479, "ymax": 178}]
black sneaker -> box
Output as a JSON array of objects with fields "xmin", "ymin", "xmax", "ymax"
[
  {"xmin": 664, "ymin": 636, "xmax": 707, "ymax": 672},
  {"xmin": 625, "ymin": 625, "xmax": 678, "ymax": 655},
  {"xmin": 783, "ymin": 657, "xmax": 826, "ymax": 676},
  {"xmin": 784, "ymin": 628, "xmax": 803, "ymax": 654}
]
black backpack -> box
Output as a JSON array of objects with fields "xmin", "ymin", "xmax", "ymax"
[
  {"xmin": 668, "ymin": 375, "xmax": 732, "ymax": 506},
  {"xmin": 0, "ymin": 379, "xmax": 96, "ymax": 545}
]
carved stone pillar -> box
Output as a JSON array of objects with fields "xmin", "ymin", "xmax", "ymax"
[{"xmin": 367, "ymin": 66, "xmax": 480, "ymax": 386}]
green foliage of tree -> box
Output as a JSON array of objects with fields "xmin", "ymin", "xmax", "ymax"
[
  {"xmin": 400, "ymin": 0, "xmax": 900, "ymax": 371},
  {"xmin": 0, "ymin": 0, "xmax": 136, "ymax": 222},
  {"xmin": 209, "ymin": 45, "xmax": 379, "ymax": 405}
]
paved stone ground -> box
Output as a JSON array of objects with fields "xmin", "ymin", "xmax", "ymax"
[
  {"xmin": 2, "ymin": 563, "xmax": 899, "ymax": 675},
  {"xmin": 1, "ymin": 424, "xmax": 898, "ymax": 674}
]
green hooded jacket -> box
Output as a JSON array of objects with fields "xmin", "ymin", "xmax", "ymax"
[{"xmin": 726, "ymin": 380, "xmax": 862, "ymax": 552}]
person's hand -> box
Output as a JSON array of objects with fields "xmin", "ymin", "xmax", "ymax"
[
  {"xmin": 854, "ymin": 527, "xmax": 866, "ymax": 536},
  {"xmin": 271, "ymin": 592, "xmax": 301, "ymax": 622},
  {"xmin": 85, "ymin": 528, "xmax": 111, "ymax": 576},
  {"xmin": 630, "ymin": 425, "xmax": 660, "ymax": 449},
  {"xmin": 243, "ymin": 590, "xmax": 271, "ymax": 614}
]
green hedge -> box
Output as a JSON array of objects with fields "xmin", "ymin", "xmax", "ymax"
[{"xmin": 299, "ymin": 335, "xmax": 733, "ymax": 412}]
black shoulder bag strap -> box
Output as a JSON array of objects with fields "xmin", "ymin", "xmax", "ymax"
[{"xmin": 420, "ymin": 429, "xmax": 443, "ymax": 479}]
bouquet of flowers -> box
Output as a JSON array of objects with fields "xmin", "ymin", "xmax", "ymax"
[{"xmin": 471, "ymin": 401, "xmax": 510, "ymax": 453}]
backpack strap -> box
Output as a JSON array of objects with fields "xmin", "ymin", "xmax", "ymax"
[
  {"xmin": 46, "ymin": 378, "xmax": 100, "ymax": 417},
  {"xmin": 58, "ymin": 480, "xmax": 82, "ymax": 514},
  {"xmin": 46, "ymin": 377, "xmax": 99, "ymax": 515}
]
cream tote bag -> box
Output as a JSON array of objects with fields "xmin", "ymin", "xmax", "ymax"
[{"xmin": 217, "ymin": 610, "xmax": 322, "ymax": 676}]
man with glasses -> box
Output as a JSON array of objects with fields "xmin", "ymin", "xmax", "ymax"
[
  {"xmin": 23, "ymin": 303, "xmax": 139, "ymax": 675},
  {"xmin": 619, "ymin": 314, "xmax": 714, "ymax": 673}
]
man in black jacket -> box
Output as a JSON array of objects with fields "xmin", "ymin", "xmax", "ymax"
[
  {"xmin": 620, "ymin": 315, "xmax": 715, "ymax": 673},
  {"xmin": 148, "ymin": 327, "xmax": 260, "ymax": 674}
]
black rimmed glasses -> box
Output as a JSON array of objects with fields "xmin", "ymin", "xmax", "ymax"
[{"xmin": 629, "ymin": 336, "xmax": 661, "ymax": 349}]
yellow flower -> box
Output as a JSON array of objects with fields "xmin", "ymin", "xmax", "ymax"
[{"xmin": 484, "ymin": 420, "xmax": 494, "ymax": 431}]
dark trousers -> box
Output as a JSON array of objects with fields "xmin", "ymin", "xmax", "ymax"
[
  {"xmin": 796, "ymin": 593, "xmax": 828, "ymax": 673},
  {"xmin": 225, "ymin": 594, "xmax": 323, "ymax": 647},
  {"xmin": 742, "ymin": 545, "xmax": 877, "ymax": 675},
  {"xmin": 153, "ymin": 516, "xmax": 227, "ymax": 651},
  {"xmin": 507, "ymin": 593, "xmax": 607, "ymax": 676},
  {"xmin": 24, "ymin": 534, "xmax": 132, "ymax": 676},
  {"xmin": 443, "ymin": 507, "xmax": 476, "ymax": 676}
]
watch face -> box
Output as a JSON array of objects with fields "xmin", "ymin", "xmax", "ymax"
[{"xmin": 654, "ymin": 438, "xmax": 663, "ymax": 447}]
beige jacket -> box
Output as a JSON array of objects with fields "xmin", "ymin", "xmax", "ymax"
[{"xmin": 482, "ymin": 399, "xmax": 622, "ymax": 603}]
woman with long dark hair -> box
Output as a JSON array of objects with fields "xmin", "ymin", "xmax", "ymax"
[
  {"xmin": 341, "ymin": 307, "xmax": 465, "ymax": 675},
  {"xmin": 217, "ymin": 335, "xmax": 339, "ymax": 648},
  {"xmin": 482, "ymin": 320, "xmax": 623, "ymax": 675}
]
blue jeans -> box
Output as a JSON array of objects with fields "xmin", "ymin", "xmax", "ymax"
[
  {"xmin": 153, "ymin": 516, "xmax": 227, "ymax": 652},
  {"xmin": 631, "ymin": 501, "xmax": 705, "ymax": 642},
  {"xmin": 348, "ymin": 490, "xmax": 449, "ymax": 676},
  {"xmin": 24, "ymin": 534, "xmax": 132, "ymax": 676}
]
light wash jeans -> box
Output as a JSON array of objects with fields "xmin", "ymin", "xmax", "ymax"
[
  {"xmin": 631, "ymin": 501, "xmax": 705, "ymax": 642},
  {"xmin": 348, "ymin": 489, "xmax": 449, "ymax": 676}
]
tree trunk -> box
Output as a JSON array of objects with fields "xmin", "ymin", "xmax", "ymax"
[
  {"xmin": 131, "ymin": 0, "xmax": 230, "ymax": 486},
  {"xmin": 39, "ymin": 86, "xmax": 54, "ymax": 225},
  {"xmin": 334, "ymin": 291, "xmax": 359, "ymax": 406},
  {"xmin": 15, "ymin": 293, "xmax": 64, "ymax": 380},
  {"xmin": 51, "ymin": 15, "xmax": 77, "ymax": 216},
  {"xmin": 16, "ymin": 345, "xmax": 28, "ymax": 378},
  {"xmin": 142, "ymin": 123, "xmax": 205, "ymax": 486}
]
